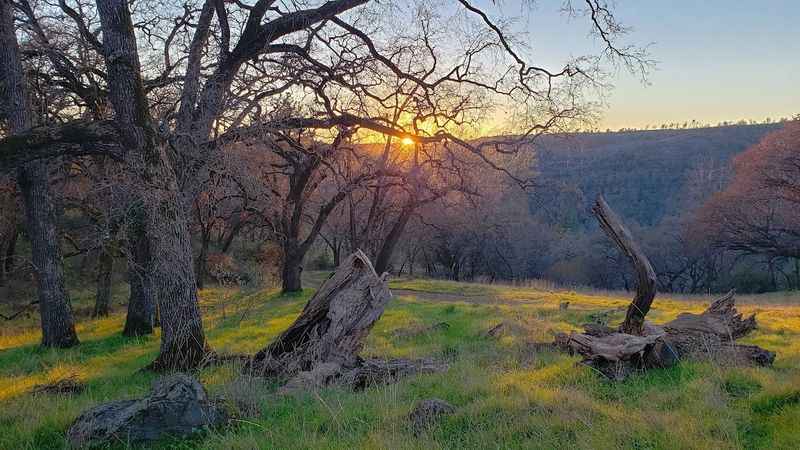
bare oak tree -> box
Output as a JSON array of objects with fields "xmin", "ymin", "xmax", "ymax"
[{"xmin": 1, "ymin": 0, "xmax": 648, "ymax": 369}]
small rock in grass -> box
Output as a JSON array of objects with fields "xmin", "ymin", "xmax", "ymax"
[{"xmin": 408, "ymin": 398, "xmax": 455, "ymax": 433}]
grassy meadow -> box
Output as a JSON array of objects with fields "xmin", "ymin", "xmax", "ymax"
[{"xmin": 1, "ymin": 276, "xmax": 799, "ymax": 449}]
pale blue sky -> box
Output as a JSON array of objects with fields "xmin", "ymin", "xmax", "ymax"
[{"xmin": 476, "ymin": 0, "xmax": 800, "ymax": 129}]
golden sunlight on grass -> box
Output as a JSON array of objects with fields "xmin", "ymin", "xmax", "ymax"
[{"xmin": 1, "ymin": 276, "xmax": 799, "ymax": 448}]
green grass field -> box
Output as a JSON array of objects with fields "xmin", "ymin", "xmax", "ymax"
[{"xmin": 1, "ymin": 277, "xmax": 799, "ymax": 449}]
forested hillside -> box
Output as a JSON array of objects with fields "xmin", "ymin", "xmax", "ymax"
[
  {"xmin": 402, "ymin": 122, "xmax": 799, "ymax": 293},
  {"xmin": 529, "ymin": 123, "xmax": 783, "ymax": 229}
]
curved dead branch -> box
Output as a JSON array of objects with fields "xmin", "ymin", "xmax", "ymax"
[{"xmin": 592, "ymin": 194, "xmax": 657, "ymax": 335}]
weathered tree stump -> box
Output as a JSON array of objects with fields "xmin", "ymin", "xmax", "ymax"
[
  {"xmin": 556, "ymin": 196, "xmax": 775, "ymax": 380},
  {"xmin": 250, "ymin": 250, "xmax": 447, "ymax": 390}
]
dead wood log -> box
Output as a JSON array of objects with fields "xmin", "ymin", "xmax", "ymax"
[
  {"xmin": 252, "ymin": 250, "xmax": 392, "ymax": 374},
  {"xmin": 567, "ymin": 332, "xmax": 669, "ymax": 381},
  {"xmin": 555, "ymin": 196, "xmax": 775, "ymax": 380},
  {"xmin": 250, "ymin": 250, "xmax": 447, "ymax": 390},
  {"xmin": 30, "ymin": 375, "xmax": 85, "ymax": 395},
  {"xmin": 561, "ymin": 289, "xmax": 774, "ymax": 380},
  {"xmin": 592, "ymin": 195, "xmax": 657, "ymax": 335},
  {"xmin": 663, "ymin": 290, "xmax": 756, "ymax": 339},
  {"xmin": 659, "ymin": 289, "xmax": 773, "ymax": 365}
]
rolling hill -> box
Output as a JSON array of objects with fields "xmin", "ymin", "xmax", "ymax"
[{"xmin": 529, "ymin": 123, "xmax": 783, "ymax": 229}]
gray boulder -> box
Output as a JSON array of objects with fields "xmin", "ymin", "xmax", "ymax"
[
  {"xmin": 67, "ymin": 374, "xmax": 227, "ymax": 447},
  {"xmin": 408, "ymin": 398, "xmax": 455, "ymax": 433}
]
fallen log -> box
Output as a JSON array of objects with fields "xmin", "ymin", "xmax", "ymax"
[
  {"xmin": 249, "ymin": 250, "xmax": 447, "ymax": 390},
  {"xmin": 562, "ymin": 291, "xmax": 775, "ymax": 380},
  {"xmin": 556, "ymin": 196, "xmax": 775, "ymax": 380}
]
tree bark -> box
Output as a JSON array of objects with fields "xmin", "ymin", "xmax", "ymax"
[
  {"xmin": 281, "ymin": 248, "xmax": 303, "ymax": 293},
  {"xmin": 124, "ymin": 263, "xmax": 154, "ymax": 336},
  {"xmin": 374, "ymin": 203, "xmax": 415, "ymax": 275},
  {"xmin": 0, "ymin": 119, "xmax": 121, "ymax": 169},
  {"xmin": 332, "ymin": 242, "xmax": 341, "ymax": 267},
  {"xmin": 4, "ymin": 228, "xmax": 16, "ymax": 274},
  {"xmin": 17, "ymin": 164, "xmax": 80, "ymax": 347},
  {"xmin": 1, "ymin": 0, "xmax": 78, "ymax": 348},
  {"xmin": 254, "ymin": 250, "xmax": 391, "ymax": 373},
  {"xmin": 592, "ymin": 195, "xmax": 657, "ymax": 335},
  {"xmin": 556, "ymin": 197, "xmax": 775, "ymax": 380},
  {"xmin": 123, "ymin": 216, "xmax": 154, "ymax": 337},
  {"xmin": 93, "ymin": 247, "xmax": 114, "ymax": 317},
  {"xmin": 144, "ymin": 188, "xmax": 207, "ymax": 370},
  {"xmin": 95, "ymin": 0, "xmax": 206, "ymax": 369},
  {"xmin": 195, "ymin": 231, "xmax": 209, "ymax": 290}
]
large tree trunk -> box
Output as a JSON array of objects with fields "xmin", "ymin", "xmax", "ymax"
[
  {"xmin": 93, "ymin": 247, "xmax": 114, "ymax": 317},
  {"xmin": 124, "ymin": 265, "xmax": 154, "ymax": 337},
  {"xmin": 17, "ymin": 164, "xmax": 80, "ymax": 347},
  {"xmin": 96, "ymin": 0, "xmax": 206, "ymax": 369},
  {"xmin": 281, "ymin": 247, "xmax": 303, "ymax": 293},
  {"xmin": 144, "ymin": 185, "xmax": 207, "ymax": 370},
  {"xmin": 592, "ymin": 195, "xmax": 657, "ymax": 335},
  {"xmin": 1, "ymin": 0, "xmax": 78, "ymax": 348},
  {"xmin": 374, "ymin": 203, "xmax": 414, "ymax": 274},
  {"xmin": 123, "ymin": 219, "xmax": 154, "ymax": 337}
]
